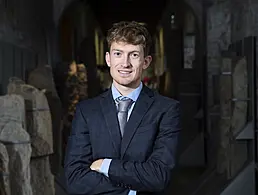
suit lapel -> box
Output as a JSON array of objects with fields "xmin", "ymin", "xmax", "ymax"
[
  {"xmin": 120, "ymin": 86, "xmax": 154, "ymax": 158},
  {"xmin": 100, "ymin": 90, "xmax": 121, "ymax": 155}
]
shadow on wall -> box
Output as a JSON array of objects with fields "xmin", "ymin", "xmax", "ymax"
[
  {"xmin": 0, "ymin": 84, "xmax": 3, "ymax": 95},
  {"xmin": 77, "ymin": 37, "xmax": 102, "ymax": 98}
]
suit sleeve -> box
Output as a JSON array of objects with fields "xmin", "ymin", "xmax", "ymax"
[
  {"xmin": 108, "ymin": 102, "xmax": 181, "ymax": 192},
  {"xmin": 64, "ymin": 103, "xmax": 125, "ymax": 195}
]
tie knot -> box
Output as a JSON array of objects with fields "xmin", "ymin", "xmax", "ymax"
[{"xmin": 116, "ymin": 97, "xmax": 133, "ymax": 112}]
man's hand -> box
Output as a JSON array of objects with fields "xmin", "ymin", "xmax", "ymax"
[{"xmin": 90, "ymin": 159, "xmax": 104, "ymax": 172}]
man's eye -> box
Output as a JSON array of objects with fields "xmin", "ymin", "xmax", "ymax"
[
  {"xmin": 131, "ymin": 53, "xmax": 139, "ymax": 58},
  {"xmin": 114, "ymin": 52, "xmax": 121, "ymax": 56}
]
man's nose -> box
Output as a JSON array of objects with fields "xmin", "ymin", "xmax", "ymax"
[{"xmin": 122, "ymin": 55, "xmax": 131, "ymax": 67}]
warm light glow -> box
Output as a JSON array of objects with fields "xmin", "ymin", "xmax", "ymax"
[
  {"xmin": 159, "ymin": 27, "xmax": 164, "ymax": 70},
  {"xmin": 95, "ymin": 29, "xmax": 100, "ymax": 64},
  {"xmin": 100, "ymin": 37, "xmax": 104, "ymax": 65}
]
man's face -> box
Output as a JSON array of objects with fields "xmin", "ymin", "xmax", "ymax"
[{"xmin": 105, "ymin": 41, "xmax": 152, "ymax": 89}]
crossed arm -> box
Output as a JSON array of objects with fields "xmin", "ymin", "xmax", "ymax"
[
  {"xmin": 64, "ymin": 104, "xmax": 125, "ymax": 195},
  {"xmin": 64, "ymin": 102, "xmax": 181, "ymax": 194}
]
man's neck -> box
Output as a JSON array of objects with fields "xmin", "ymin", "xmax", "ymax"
[{"xmin": 113, "ymin": 81, "xmax": 141, "ymax": 96}]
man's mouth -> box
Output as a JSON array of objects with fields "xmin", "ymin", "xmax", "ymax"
[{"xmin": 118, "ymin": 70, "xmax": 132, "ymax": 76}]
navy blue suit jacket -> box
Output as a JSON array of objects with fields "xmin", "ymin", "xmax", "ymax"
[{"xmin": 64, "ymin": 85, "xmax": 181, "ymax": 195}]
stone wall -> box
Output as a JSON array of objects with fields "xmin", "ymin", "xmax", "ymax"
[
  {"xmin": 206, "ymin": 0, "xmax": 231, "ymax": 169},
  {"xmin": 231, "ymin": 0, "xmax": 258, "ymax": 42},
  {"xmin": 207, "ymin": 0, "xmax": 258, "ymax": 107},
  {"xmin": 0, "ymin": 0, "xmax": 53, "ymax": 64},
  {"xmin": 0, "ymin": 0, "xmax": 55, "ymax": 94},
  {"xmin": 206, "ymin": 0, "xmax": 258, "ymax": 176},
  {"xmin": 160, "ymin": 0, "xmax": 258, "ymax": 174},
  {"xmin": 53, "ymin": 0, "xmax": 75, "ymax": 24}
]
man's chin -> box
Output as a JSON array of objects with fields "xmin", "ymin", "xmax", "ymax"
[
  {"xmin": 116, "ymin": 80, "xmax": 140, "ymax": 89},
  {"xmin": 119, "ymin": 82, "xmax": 132, "ymax": 87}
]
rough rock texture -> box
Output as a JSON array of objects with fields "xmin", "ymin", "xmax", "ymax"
[
  {"xmin": 7, "ymin": 81, "xmax": 55, "ymax": 195},
  {"xmin": 7, "ymin": 83, "xmax": 53, "ymax": 156},
  {"xmin": 27, "ymin": 65, "xmax": 58, "ymax": 98},
  {"xmin": 30, "ymin": 157, "xmax": 55, "ymax": 195},
  {"xmin": 217, "ymin": 57, "xmax": 232, "ymax": 174},
  {"xmin": 207, "ymin": 1, "xmax": 231, "ymax": 106},
  {"xmin": 0, "ymin": 142, "xmax": 11, "ymax": 195},
  {"xmin": 228, "ymin": 57, "xmax": 248, "ymax": 179},
  {"xmin": 0, "ymin": 95, "xmax": 32, "ymax": 195},
  {"xmin": 28, "ymin": 65, "xmax": 63, "ymax": 175},
  {"xmin": 231, "ymin": 57, "xmax": 248, "ymax": 135}
]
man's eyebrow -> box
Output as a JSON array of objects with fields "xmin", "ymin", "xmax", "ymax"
[
  {"xmin": 111, "ymin": 49, "xmax": 140, "ymax": 53},
  {"xmin": 111, "ymin": 49, "xmax": 123, "ymax": 52}
]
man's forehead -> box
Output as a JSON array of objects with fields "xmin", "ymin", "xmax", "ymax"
[{"xmin": 110, "ymin": 42, "xmax": 143, "ymax": 52}]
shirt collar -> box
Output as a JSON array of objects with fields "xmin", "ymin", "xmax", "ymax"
[{"xmin": 111, "ymin": 82, "xmax": 143, "ymax": 102}]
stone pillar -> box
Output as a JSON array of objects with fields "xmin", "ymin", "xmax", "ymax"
[
  {"xmin": 0, "ymin": 95, "xmax": 32, "ymax": 195},
  {"xmin": 228, "ymin": 57, "xmax": 248, "ymax": 178},
  {"xmin": 207, "ymin": 0, "xmax": 232, "ymax": 167},
  {"xmin": 7, "ymin": 82, "xmax": 55, "ymax": 195},
  {"xmin": 0, "ymin": 143, "xmax": 11, "ymax": 195},
  {"xmin": 218, "ymin": 56, "xmax": 249, "ymax": 179},
  {"xmin": 27, "ymin": 65, "xmax": 63, "ymax": 175},
  {"xmin": 218, "ymin": 57, "xmax": 232, "ymax": 174}
]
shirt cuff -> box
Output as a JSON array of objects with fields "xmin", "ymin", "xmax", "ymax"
[{"xmin": 99, "ymin": 158, "xmax": 112, "ymax": 177}]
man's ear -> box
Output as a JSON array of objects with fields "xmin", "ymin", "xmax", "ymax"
[
  {"xmin": 105, "ymin": 52, "xmax": 111, "ymax": 67},
  {"xmin": 143, "ymin": 55, "xmax": 152, "ymax": 69}
]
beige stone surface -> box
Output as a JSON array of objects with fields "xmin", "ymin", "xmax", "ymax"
[{"xmin": 231, "ymin": 57, "xmax": 248, "ymax": 135}]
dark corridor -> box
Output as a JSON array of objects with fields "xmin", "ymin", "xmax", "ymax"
[{"xmin": 0, "ymin": 0, "xmax": 256, "ymax": 195}]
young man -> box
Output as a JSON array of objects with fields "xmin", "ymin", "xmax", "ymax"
[{"xmin": 64, "ymin": 21, "xmax": 181, "ymax": 195}]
